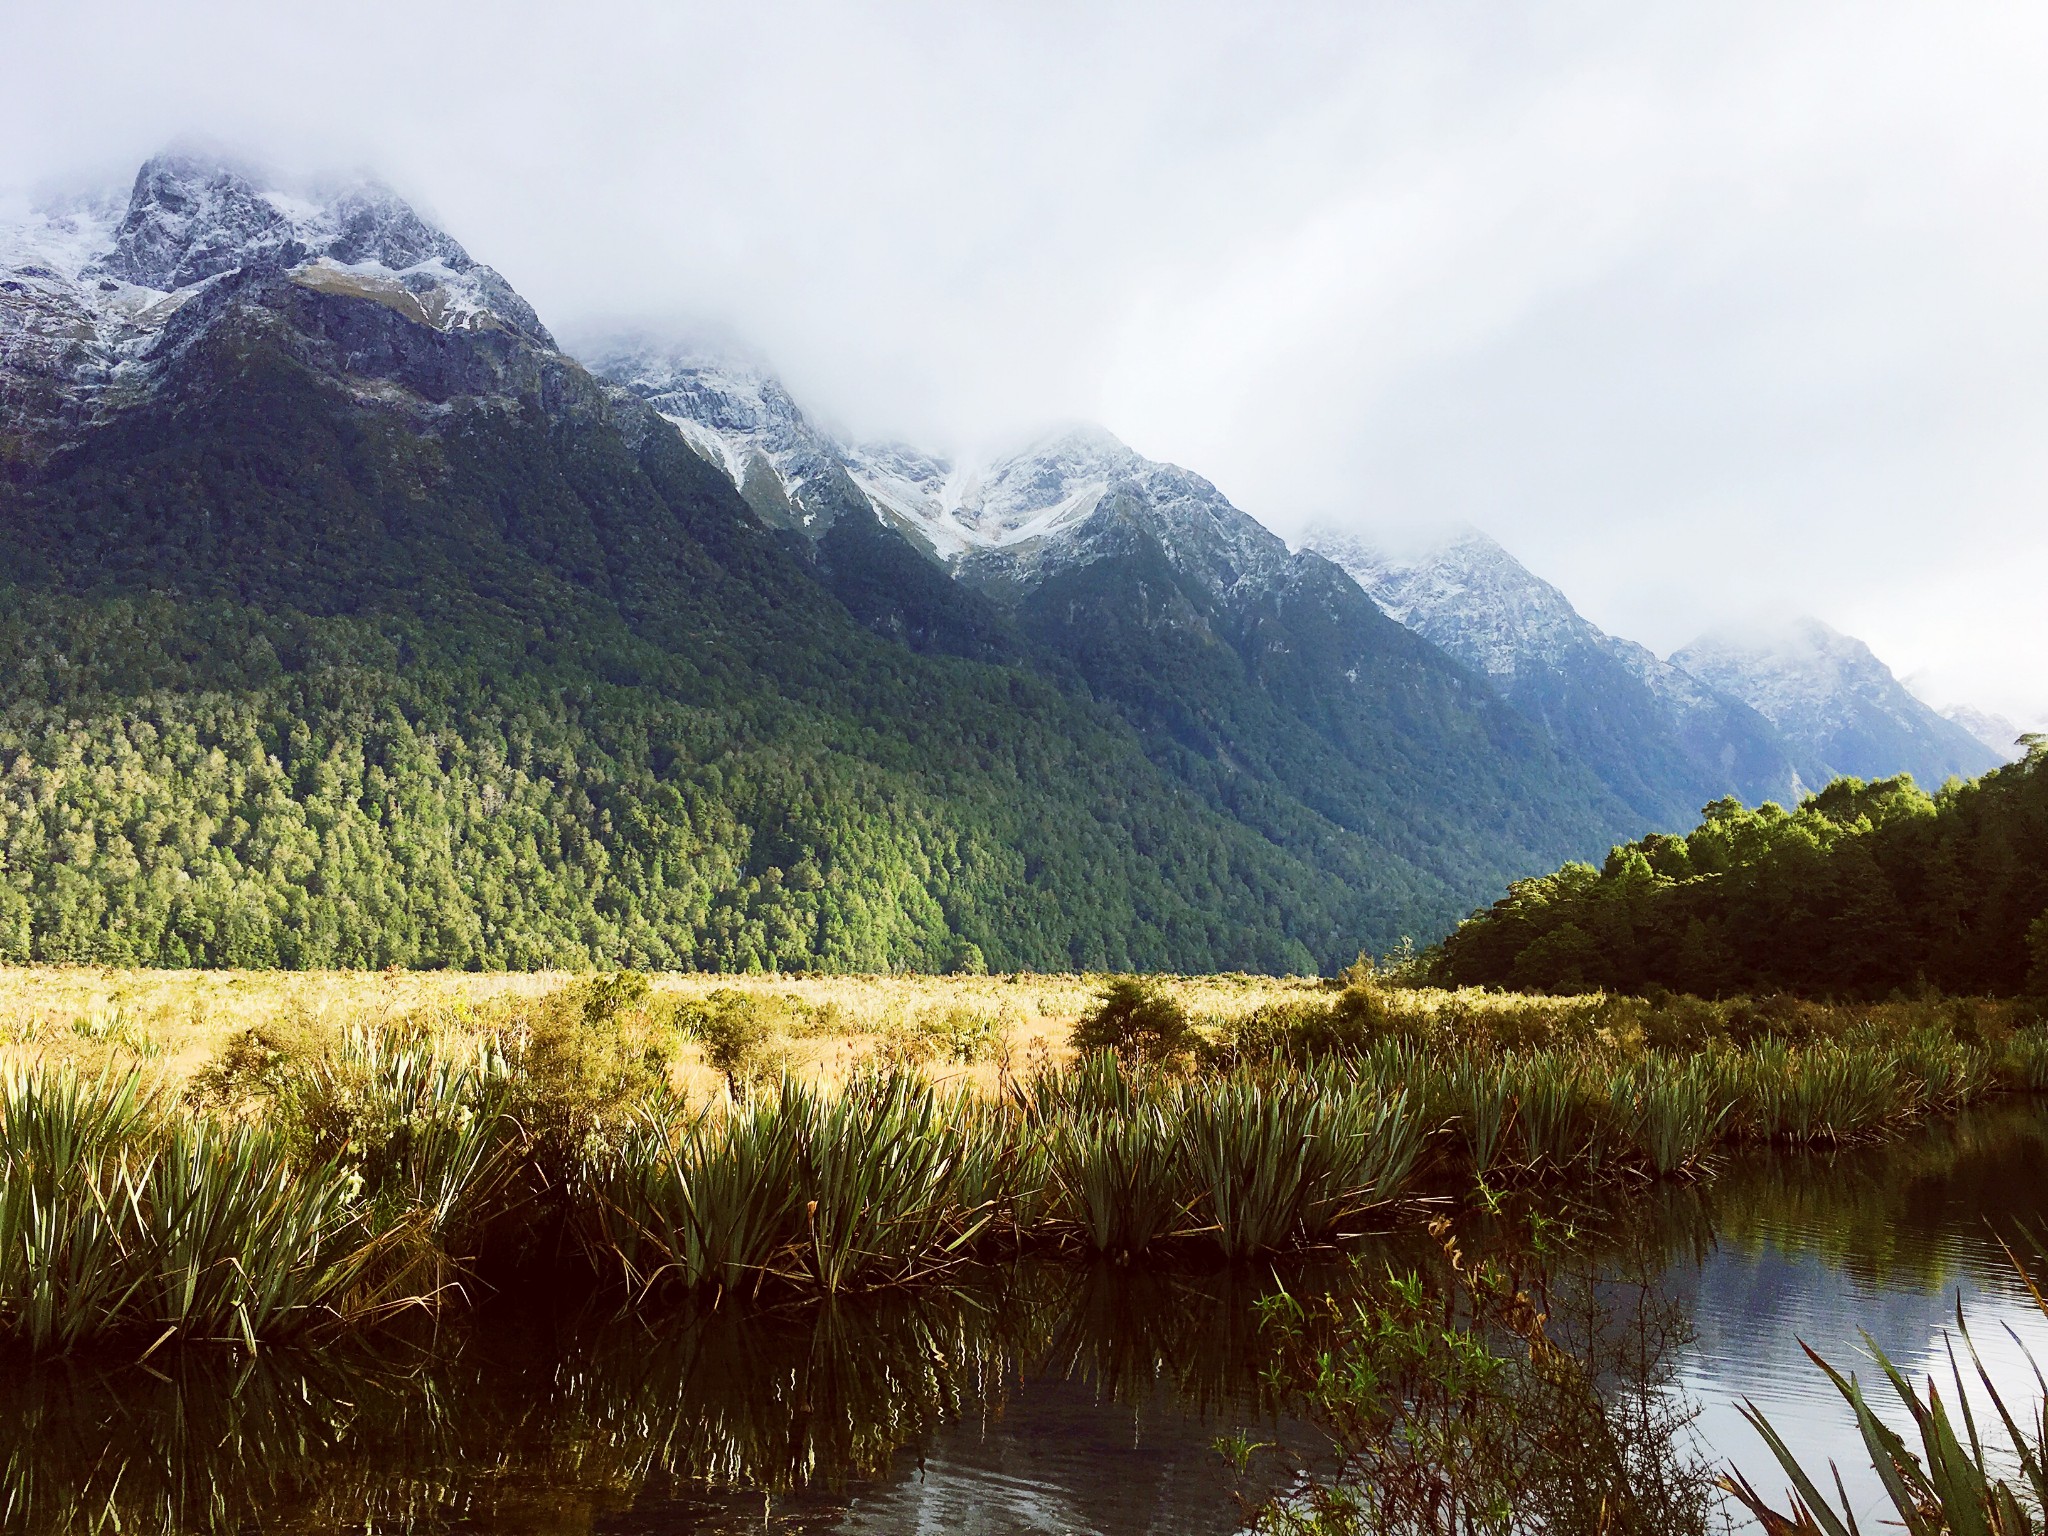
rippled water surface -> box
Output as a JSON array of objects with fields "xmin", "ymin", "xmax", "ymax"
[
  {"xmin": 11, "ymin": 1105, "xmax": 2048, "ymax": 1533},
  {"xmin": 1681, "ymin": 1103, "xmax": 2048, "ymax": 1526}
]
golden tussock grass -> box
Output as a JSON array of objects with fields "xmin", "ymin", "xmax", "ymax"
[{"xmin": 0, "ymin": 965, "xmax": 1337, "ymax": 1097}]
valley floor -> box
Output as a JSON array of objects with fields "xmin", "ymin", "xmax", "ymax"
[{"xmin": 0, "ymin": 965, "xmax": 1328, "ymax": 1096}]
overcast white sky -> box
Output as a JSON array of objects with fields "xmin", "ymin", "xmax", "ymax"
[{"xmin": 6, "ymin": 1, "xmax": 2045, "ymax": 723}]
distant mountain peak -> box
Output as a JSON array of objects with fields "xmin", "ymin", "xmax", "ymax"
[
  {"xmin": 1305, "ymin": 524, "xmax": 1583, "ymax": 678},
  {"xmin": 1674, "ymin": 618, "xmax": 2002, "ymax": 786},
  {"xmin": 1941, "ymin": 704, "xmax": 2026, "ymax": 764},
  {"xmin": 1678, "ymin": 617, "xmax": 1895, "ymax": 718},
  {"xmin": 1307, "ymin": 524, "xmax": 1809, "ymax": 819}
]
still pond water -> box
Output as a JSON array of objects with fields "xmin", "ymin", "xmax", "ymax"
[{"xmin": 10, "ymin": 1105, "xmax": 2048, "ymax": 1534}]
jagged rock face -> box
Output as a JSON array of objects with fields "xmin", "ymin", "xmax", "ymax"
[
  {"xmin": 595, "ymin": 349, "xmax": 873, "ymax": 534},
  {"xmin": 1, "ymin": 154, "xmax": 551, "ymax": 449},
  {"xmin": 95, "ymin": 156, "xmax": 302, "ymax": 290},
  {"xmin": 321, "ymin": 187, "xmax": 472, "ymax": 272},
  {"xmin": 1676, "ymin": 619, "xmax": 2006, "ymax": 788},
  {"xmin": 1310, "ymin": 526, "xmax": 1811, "ymax": 819}
]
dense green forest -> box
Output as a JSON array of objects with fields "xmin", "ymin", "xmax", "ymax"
[
  {"xmin": 0, "ymin": 270, "xmax": 1615, "ymax": 972},
  {"xmin": 1433, "ymin": 745, "xmax": 2048, "ymax": 997}
]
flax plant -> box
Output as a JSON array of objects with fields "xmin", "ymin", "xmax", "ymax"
[
  {"xmin": 1049, "ymin": 1100, "xmax": 1193, "ymax": 1259},
  {"xmin": 789, "ymin": 1071, "xmax": 988, "ymax": 1293},
  {"xmin": 596, "ymin": 1093, "xmax": 803, "ymax": 1295},
  {"xmin": 1727, "ymin": 1298, "xmax": 2048, "ymax": 1534},
  {"xmin": 1614, "ymin": 1058, "xmax": 1729, "ymax": 1178},
  {"xmin": 1181, "ymin": 1075, "xmax": 1332, "ymax": 1259},
  {"xmin": 133, "ymin": 1122, "xmax": 369, "ymax": 1347}
]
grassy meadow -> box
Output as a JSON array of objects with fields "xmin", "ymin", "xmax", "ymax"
[
  {"xmin": 0, "ymin": 965, "xmax": 1328, "ymax": 1094},
  {"xmin": 4, "ymin": 963, "xmax": 2047, "ymax": 1357}
]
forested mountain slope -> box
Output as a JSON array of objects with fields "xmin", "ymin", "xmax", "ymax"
[
  {"xmin": 606, "ymin": 353, "xmax": 1638, "ymax": 932},
  {"xmin": 0, "ymin": 155, "xmax": 1638, "ymax": 971},
  {"xmin": 1434, "ymin": 746, "xmax": 2048, "ymax": 997}
]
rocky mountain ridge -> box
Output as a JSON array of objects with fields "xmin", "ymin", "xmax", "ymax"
[
  {"xmin": 597, "ymin": 349, "xmax": 1296, "ymax": 607},
  {"xmin": 1307, "ymin": 527, "xmax": 1811, "ymax": 822},
  {"xmin": 1, "ymin": 151, "xmax": 2019, "ymax": 974},
  {"xmin": 599, "ymin": 337, "xmax": 2017, "ymax": 828},
  {"xmin": 619, "ymin": 344, "xmax": 2030, "ymax": 843}
]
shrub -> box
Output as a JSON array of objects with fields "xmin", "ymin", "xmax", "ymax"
[
  {"xmin": 1180, "ymin": 1072, "xmax": 1422, "ymax": 1257},
  {"xmin": 1611, "ymin": 1057, "xmax": 1728, "ymax": 1177},
  {"xmin": 1210, "ymin": 980, "xmax": 1400, "ymax": 1065},
  {"xmin": 1326, "ymin": 979, "xmax": 1396, "ymax": 1042},
  {"xmin": 1070, "ymin": 979, "xmax": 1195, "ymax": 1066},
  {"xmin": 503, "ymin": 979, "xmax": 672, "ymax": 1168},
  {"xmin": 900, "ymin": 1005, "xmax": 1008, "ymax": 1066},
  {"xmin": 1445, "ymin": 1054, "xmax": 1515, "ymax": 1180},
  {"xmin": 185, "ymin": 1014, "xmax": 336, "ymax": 1112},
  {"xmin": 679, "ymin": 990, "xmax": 780, "ymax": 1094}
]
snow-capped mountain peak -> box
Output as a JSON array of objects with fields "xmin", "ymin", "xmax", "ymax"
[
  {"xmin": 94, "ymin": 154, "xmax": 301, "ymax": 290},
  {"xmin": 851, "ymin": 424, "xmax": 1138, "ymax": 555},
  {"xmin": 1307, "ymin": 524, "xmax": 1811, "ymax": 816},
  {"xmin": 591, "ymin": 344, "xmax": 876, "ymax": 535},
  {"xmin": 1, "ymin": 153, "xmax": 551, "ymax": 442},
  {"xmin": 1678, "ymin": 618, "xmax": 1896, "ymax": 724},
  {"xmin": 84, "ymin": 153, "xmax": 482, "ymax": 292},
  {"xmin": 1941, "ymin": 705, "xmax": 2027, "ymax": 764}
]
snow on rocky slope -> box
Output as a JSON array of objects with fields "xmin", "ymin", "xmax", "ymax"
[
  {"xmin": 1, "ymin": 154, "xmax": 548, "ymax": 442},
  {"xmin": 585, "ymin": 346, "xmax": 879, "ymax": 537},
  {"xmin": 1311, "ymin": 526, "xmax": 1604, "ymax": 685},
  {"xmin": 1675, "ymin": 619, "xmax": 2006, "ymax": 788},
  {"xmin": 598, "ymin": 346, "xmax": 1295, "ymax": 606}
]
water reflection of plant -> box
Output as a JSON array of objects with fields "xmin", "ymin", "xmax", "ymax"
[
  {"xmin": 0, "ymin": 1261, "xmax": 1298, "ymax": 1536},
  {"xmin": 1232, "ymin": 1212, "xmax": 1722, "ymax": 1536},
  {"xmin": 1705, "ymin": 1101, "xmax": 2048, "ymax": 1293}
]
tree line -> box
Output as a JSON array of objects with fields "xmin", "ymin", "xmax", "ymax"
[{"xmin": 1433, "ymin": 743, "xmax": 2048, "ymax": 997}]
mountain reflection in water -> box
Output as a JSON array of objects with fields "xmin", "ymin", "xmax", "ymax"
[{"xmin": 8, "ymin": 1103, "xmax": 2048, "ymax": 1535}]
